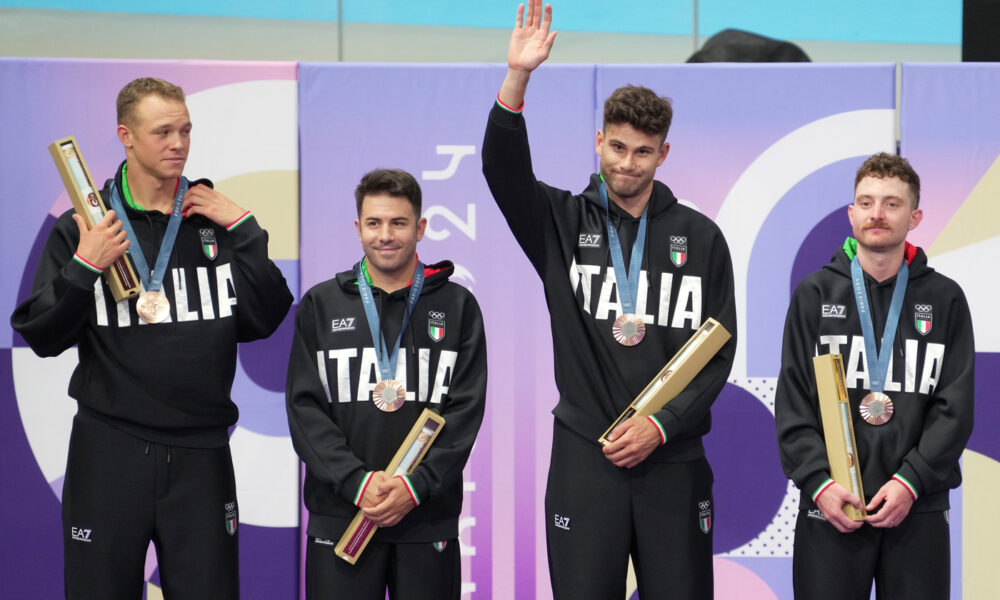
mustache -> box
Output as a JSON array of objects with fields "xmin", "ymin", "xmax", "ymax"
[{"xmin": 864, "ymin": 221, "xmax": 891, "ymax": 230}]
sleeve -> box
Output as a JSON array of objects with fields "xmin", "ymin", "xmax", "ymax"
[
  {"xmin": 894, "ymin": 284, "xmax": 975, "ymax": 499},
  {"xmin": 651, "ymin": 226, "xmax": 738, "ymax": 442},
  {"xmin": 10, "ymin": 212, "xmax": 102, "ymax": 357},
  {"xmin": 226, "ymin": 215, "xmax": 293, "ymax": 342},
  {"xmin": 774, "ymin": 280, "xmax": 835, "ymax": 499},
  {"xmin": 481, "ymin": 101, "xmax": 554, "ymax": 276},
  {"xmin": 284, "ymin": 293, "xmax": 369, "ymax": 505},
  {"xmin": 406, "ymin": 291, "xmax": 488, "ymax": 504}
]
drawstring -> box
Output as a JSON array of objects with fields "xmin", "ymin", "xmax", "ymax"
[{"xmin": 144, "ymin": 441, "xmax": 172, "ymax": 465}]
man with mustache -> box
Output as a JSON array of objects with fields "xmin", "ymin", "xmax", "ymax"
[
  {"xmin": 775, "ymin": 153, "xmax": 975, "ymax": 599},
  {"xmin": 481, "ymin": 2, "xmax": 736, "ymax": 598}
]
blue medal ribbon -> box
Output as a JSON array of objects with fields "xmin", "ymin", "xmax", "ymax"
[
  {"xmin": 850, "ymin": 256, "xmax": 908, "ymax": 393},
  {"xmin": 357, "ymin": 259, "xmax": 425, "ymax": 382},
  {"xmin": 108, "ymin": 176, "xmax": 187, "ymax": 293},
  {"xmin": 599, "ymin": 178, "xmax": 648, "ymax": 316}
]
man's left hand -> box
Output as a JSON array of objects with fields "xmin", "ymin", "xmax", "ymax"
[
  {"xmin": 601, "ymin": 416, "xmax": 661, "ymax": 468},
  {"xmin": 361, "ymin": 476, "xmax": 417, "ymax": 527},
  {"xmin": 181, "ymin": 184, "xmax": 247, "ymax": 227},
  {"xmin": 864, "ymin": 479, "xmax": 914, "ymax": 528}
]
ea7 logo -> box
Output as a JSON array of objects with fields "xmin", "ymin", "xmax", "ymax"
[
  {"xmin": 71, "ymin": 527, "xmax": 93, "ymax": 543},
  {"xmin": 553, "ymin": 514, "xmax": 571, "ymax": 531},
  {"xmin": 332, "ymin": 317, "xmax": 356, "ymax": 333},
  {"xmin": 806, "ymin": 509, "xmax": 827, "ymax": 522},
  {"xmin": 822, "ymin": 304, "xmax": 847, "ymax": 318},
  {"xmin": 578, "ymin": 233, "xmax": 602, "ymax": 249}
]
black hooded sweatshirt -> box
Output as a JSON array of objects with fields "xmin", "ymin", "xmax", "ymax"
[
  {"xmin": 482, "ymin": 102, "xmax": 736, "ymax": 459},
  {"xmin": 776, "ymin": 240, "xmax": 975, "ymax": 511},
  {"xmin": 11, "ymin": 162, "xmax": 293, "ymax": 447},
  {"xmin": 286, "ymin": 260, "xmax": 487, "ymax": 542}
]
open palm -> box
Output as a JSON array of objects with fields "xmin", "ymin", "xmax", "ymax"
[{"xmin": 508, "ymin": 0, "xmax": 557, "ymax": 72}]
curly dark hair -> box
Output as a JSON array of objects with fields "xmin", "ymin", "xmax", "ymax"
[
  {"xmin": 855, "ymin": 153, "xmax": 921, "ymax": 209},
  {"xmin": 603, "ymin": 85, "xmax": 673, "ymax": 141}
]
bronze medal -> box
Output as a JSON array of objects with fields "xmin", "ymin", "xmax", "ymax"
[
  {"xmin": 136, "ymin": 290, "xmax": 170, "ymax": 324},
  {"xmin": 859, "ymin": 392, "xmax": 894, "ymax": 426},
  {"xmin": 612, "ymin": 313, "xmax": 646, "ymax": 346},
  {"xmin": 372, "ymin": 379, "xmax": 406, "ymax": 412}
]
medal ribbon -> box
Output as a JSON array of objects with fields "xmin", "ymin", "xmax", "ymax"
[
  {"xmin": 357, "ymin": 259, "xmax": 425, "ymax": 382},
  {"xmin": 108, "ymin": 176, "xmax": 188, "ymax": 293},
  {"xmin": 599, "ymin": 179, "xmax": 648, "ymax": 315},
  {"xmin": 850, "ymin": 256, "xmax": 908, "ymax": 393}
]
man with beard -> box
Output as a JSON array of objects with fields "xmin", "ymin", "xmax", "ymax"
[
  {"xmin": 776, "ymin": 153, "xmax": 974, "ymax": 599},
  {"xmin": 481, "ymin": 2, "xmax": 737, "ymax": 598}
]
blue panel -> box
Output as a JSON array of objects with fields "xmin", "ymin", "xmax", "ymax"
[
  {"xmin": 698, "ymin": 0, "xmax": 960, "ymax": 45},
  {"xmin": 342, "ymin": 0, "xmax": 693, "ymax": 35}
]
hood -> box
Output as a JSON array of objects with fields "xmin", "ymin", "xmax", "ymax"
[
  {"xmin": 335, "ymin": 258, "xmax": 454, "ymax": 298},
  {"xmin": 580, "ymin": 173, "xmax": 679, "ymax": 222},
  {"xmin": 825, "ymin": 237, "xmax": 933, "ymax": 281}
]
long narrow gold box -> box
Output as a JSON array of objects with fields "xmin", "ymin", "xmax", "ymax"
[
  {"xmin": 813, "ymin": 354, "xmax": 866, "ymax": 521},
  {"xmin": 334, "ymin": 408, "xmax": 446, "ymax": 564},
  {"xmin": 48, "ymin": 136, "xmax": 141, "ymax": 303},
  {"xmin": 599, "ymin": 318, "xmax": 731, "ymax": 446}
]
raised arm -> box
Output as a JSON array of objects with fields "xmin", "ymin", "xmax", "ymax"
[{"xmin": 498, "ymin": 0, "xmax": 558, "ymax": 110}]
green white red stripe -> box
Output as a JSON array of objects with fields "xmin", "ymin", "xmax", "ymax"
[
  {"xmin": 73, "ymin": 253, "xmax": 102, "ymax": 274},
  {"xmin": 496, "ymin": 94, "xmax": 523, "ymax": 114},
  {"xmin": 813, "ymin": 478, "xmax": 835, "ymax": 502},
  {"xmin": 647, "ymin": 415, "xmax": 667, "ymax": 445},
  {"xmin": 354, "ymin": 471, "xmax": 375, "ymax": 506},
  {"xmin": 892, "ymin": 474, "xmax": 918, "ymax": 500},
  {"xmin": 396, "ymin": 475, "xmax": 420, "ymax": 506},
  {"xmin": 226, "ymin": 211, "xmax": 253, "ymax": 231}
]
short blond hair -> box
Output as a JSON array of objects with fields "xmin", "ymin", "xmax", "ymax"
[{"xmin": 116, "ymin": 77, "xmax": 185, "ymax": 128}]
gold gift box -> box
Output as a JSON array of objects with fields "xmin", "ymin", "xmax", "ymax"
[
  {"xmin": 599, "ymin": 318, "xmax": 731, "ymax": 446},
  {"xmin": 813, "ymin": 353, "xmax": 866, "ymax": 521},
  {"xmin": 335, "ymin": 408, "xmax": 446, "ymax": 564},
  {"xmin": 48, "ymin": 136, "xmax": 140, "ymax": 303}
]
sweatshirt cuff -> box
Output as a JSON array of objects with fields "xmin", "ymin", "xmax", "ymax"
[
  {"xmin": 892, "ymin": 473, "xmax": 919, "ymax": 501},
  {"xmin": 353, "ymin": 471, "xmax": 375, "ymax": 507},
  {"xmin": 496, "ymin": 93, "xmax": 524, "ymax": 114},
  {"xmin": 66, "ymin": 254, "xmax": 104, "ymax": 289},
  {"xmin": 396, "ymin": 475, "xmax": 420, "ymax": 506},
  {"xmin": 226, "ymin": 211, "xmax": 254, "ymax": 231},
  {"xmin": 72, "ymin": 253, "xmax": 103, "ymax": 274},
  {"xmin": 812, "ymin": 478, "xmax": 836, "ymax": 503},
  {"xmin": 490, "ymin": 101, "xmax": 526, "ymax": 129},
  {"xmin": 646, "ymin": 415, "xmax": 667, "ymax": 445}
]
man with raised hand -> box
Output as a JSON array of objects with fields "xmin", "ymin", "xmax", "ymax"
[
  {"xmin": 11, "ymin": 76, "xmax": 292, "ymax": 598},
  {"xmin": 482, "ymin": 3, "xmax": 737, "ymax": 598},
  {"xmin": 776, "ymin": 153, "xmax": 974, "ymax": 599}
]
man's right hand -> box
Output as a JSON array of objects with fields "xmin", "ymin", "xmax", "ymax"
[
  {"xmin": 73, "ymin": 210, "xmax": 130, "ymax": 270},
  {"xmin": 499, "ymin": 0, "xmax": 557, "ymax": 109},
  {"xmin": 358, "ymin": 471, "xmax": 389, "ymax": 509},
  {"xmin": 814, "ymin": 481, "xmax": 864, "ymax": 533}
]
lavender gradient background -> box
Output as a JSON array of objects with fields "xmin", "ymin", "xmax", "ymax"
[{"xmin": 4, "ymin": 59, "xmax": 992, "ymax": 599}]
